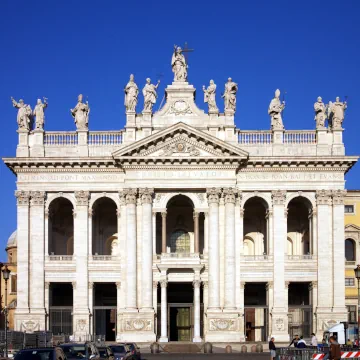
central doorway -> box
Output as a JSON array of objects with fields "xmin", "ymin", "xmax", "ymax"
[{"xmin": 169, "ymin": 306, "xmax": 192, "ymax": 341}]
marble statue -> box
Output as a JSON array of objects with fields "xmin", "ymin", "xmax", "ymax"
[
  {"xmin": 124, "ymin": 74, "xmax": 139, "ymax": 112},
  {"xmin": 203, "ymin": 80, "xmax": 218, "ymax": 112},
  {"xmin": 171, "ymin": 45, "xmax": 187, "ymax": 82},
  {"xmin": 328, "ymin": 97, "xmax": 347, "ymax": 129},
  {"xmin": 70, "ymin": 94, "xmax": 90, "ymax": 130},
  {"xmin": 11, "ymin": 97, "xmax": 32, "ymax": 131},
  {"xmin": 142, "ymin": 78, "xmax": 160, "ymax": 112},
  {"xmin": 222, "ymin": 78, "xmax": 238, "ymax": 112},
  {"xmin": 314, "ymin": 96, "xmax": 327, "ymax": 129},
  {"xmin": 268, "ymin": 89, "xmax": 285, "ymax": 130},
  {"xmin": 33, "ymin": 98, "xmax": 48, "ymax": 130}
]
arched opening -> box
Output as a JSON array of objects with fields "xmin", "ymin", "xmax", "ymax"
[
  {"xmin": 287, "ymin": 197, "xmax": 312, "ymax": 256},
  {"xmin": 48, "ymin": 198, "xmax": 74, "ymax": 255},
  {"xmin": 92, "ymin": 197, "xmax": 118, "ymax": 255},
  {"xmin": 345, "ymin": 239, "xmax": 356, "ymax": 261},
  {"xmin": 243, "ymin": 197, "xmax": 268, "ymax": 255}
]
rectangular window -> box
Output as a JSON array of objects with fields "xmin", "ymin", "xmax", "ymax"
[
  {"xmin": 347, "ymin": 305, "xmax": 357, "ymax": 323},
  {"xmin": 10, "ymin": 274, "xmax": 17, "ymax": 293},
  {"xmin": 345, "ymin": 205, "xmax": 355, "ymax": 213},
  {"xmin": 345, "ymin": 278, "xmax": 355, "ymax": 286}
]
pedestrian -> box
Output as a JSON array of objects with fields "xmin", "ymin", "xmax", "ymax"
[
  {"xmin": 297, "ymin": 336, "xmax": 307, "ymax": 348},
  {"xmin": 346, "ymin": 338, "xmax": 352, "ymax": 346},
  {"xmin": 329, "ymin": 336, "xmax": 341, "ymax": 360},
  {"xmin": 269, "ymin": 337, "xmax": 276, "ymax": 360},
  {"xmin": 289, "ymin": 334, "xmax": 300, "ymax": 347},
  {"xmin": 311, "ymin": 333, "xmax": 318, "ymax": 346}
]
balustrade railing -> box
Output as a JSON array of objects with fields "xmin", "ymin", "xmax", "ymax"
[
  {"xmin": 346, "ymin": 260, "xmax": 356, "ymax": 266},
  {"xmin": 283, "ymin": 130, "xmax": 316, "ymax": 144},
  {"xmin": 44, "ymin": 132, "xmax": 78, "ymax": 146},
  {"xmin": 161, "ymin": 252, "xmax": 199, "ymax": 258},
  {"xmin": 92, "ymin": 255, "xmax": 115, "ymax": 261},
  {"xmin": 287, "ymin": 254, "xmax": 316, "ymax": 260},
  {"xmin": 88, "ymin": 131, "xmax": 123, "ymax": 146},
  {"xmin": 242, "ymin": 255, "xmax": 273, "ymax": 261},
  {"xmin": 48, "ymin": 255, "xmax": 73, "ymax": 261},
  {"xmin": 238, "ymin": 131, "xmax": 273, "ymax": 144}
]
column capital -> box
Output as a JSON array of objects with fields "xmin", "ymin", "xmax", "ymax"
[
  {"xmin": 72, "ymin": 281, "xmax": 76, "ymax": 289},
  {"xmin": 266, "ymin": 281, "xmax": 273, "ymax": 290},
  {"xmin": 309, "ymin": 281, "xmax": 317, "ymax": 290},
  {"xmin": 15, "ymin": 190, "xmax": 30, "ymax": 205},
  {"xmin": 161, "ymin": 211, "xmax": 167, "ymax": 218},
  {"xmin": 116, "ymin": 282, "xmax": 121, "ymax": 290},
  {"xmin": 240, "ymin": 281, "xmax": 246, "ymax": 289},
  {"xmin": 193, "ymin": 211, "xmax": 200, "ymax": 219},
  {"xmin": 316, "ymin": 189, "xmax": 332, "ymax": 205},
  {"xmin": 332, "ymin": 189, "xmax": 347, "ymax": 205},
  {"xmin": 160, "ymin": 279, "xmax": 168, "ymax": 288},
  {"xmin": 45, "ymin": 282, "xmax": 50, "ymax": 290},
  {"xmin": 89, "ymin": 282, "xmax": 94, "ymax": 289},
  {"xmin": 139, "ymin": 188, "xmax": 154, "ymax": 204},
  {"xmin": 285, "ymin": 281, "xmax": 291, "ymax": 289},
  {"xmin": 223, "ymin": 187, "xmax": 238, "ymax": 204},
  {"xmin": 206, "ymin": 187, "xmax": 222, "ymax": 204},
  {"xmin": 75, "ymin": 190, "xmax": 90, "ymax": 206},
  {"xmin": 265, "ymin": 209, "xmax": 273, "ymax": 219},
  {"xmin": 30, "ymin": 191, "xmax": 46, "ymax": 206},
  {"xmin": 271, "ymin": 190, "xmax": 286, "ymax": 205},
  {"xmin": 240, "ymin": 208, "xmax": 245, "ymax": 217},
  {"xmin": 120, "ymin": 188, "xmax": 138, "ymax": 205},
  {"xmin": 153, "ymin": 281, "xmax": 158, "ymax": 289},
  {"xmin": 192, "ymin": 280, "xmax": 201, "ymax": 289},
  {"xmin": 202, "ymin": 281, "xmax": 208, "ymax": 289},
  {"xmin": 88, "ymin": 208, "xmax": 94, "ymax": 218}
]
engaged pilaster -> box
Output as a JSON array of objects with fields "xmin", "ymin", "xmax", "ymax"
[
  {"xmin": 73, "ymin": 190, "xmax": 90, "ymax": 340},
  {"xmin": 270, "ymin": 190, "xmax": 289, "ymax": 341},
  {"xmin": 29, "ymin": 191, "xmax": 46, "ymax": 324},
  {"xmin": 159, "ymin": 279, "xmax": 168, "ymax": 342},
  {"xmin": 14, "ymin": 191, "xmax": 31, "ymax": 327},
  {"xmin": 206, "ymin": 188, "xmax": 221, "ymax": 310},
  {"xmin": 223, "ymin": 188, "xmax": 237, "ymax": 310},
  {"xmin": 193, "ymin": 280, "xmax": 202, "ymax": 342}
]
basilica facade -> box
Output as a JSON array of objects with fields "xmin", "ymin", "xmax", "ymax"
[{"xmin": 3, "ymin": 50, "xmax": 358, "ymax": 343}]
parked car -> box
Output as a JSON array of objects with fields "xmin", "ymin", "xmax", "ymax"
[
  {"xmin": 59, "ymin": 342, "xmax": 100, "ymax": 360},
  {"xmin": 125, "ymin": 344, "xmax": 141, "ymax": 360},
  {"xmin": 97, "ymin": 347, "xmax": 114, "ymax": 360},
  {"xmin": 14, "ymin": 347, "xmax": 66, "ymax": 360},
  {"xmin": 108, "ymin": 345, "xmax": 134, "ymax": 360}
]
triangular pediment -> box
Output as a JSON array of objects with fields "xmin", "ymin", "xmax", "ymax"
[
  {"xmin": 345, "ymin": 224, "xmax": 360, "ymax": 232},
  {"xmin": 112, "ymin": 122, "xmax": 248, "ymax": 166}
]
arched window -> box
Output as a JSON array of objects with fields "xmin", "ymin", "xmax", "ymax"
[
  {"xmin": 170, "ymin": 230, "xmax": 190, "ymax": 253},
  {"xmin": 345, "ymin": 239, "xmax": 356, "ymax": 261}
]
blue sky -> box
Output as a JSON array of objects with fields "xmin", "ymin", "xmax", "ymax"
[{"xmin": 0, "ymin": 0, "xmax": 359, "ymax": 260}]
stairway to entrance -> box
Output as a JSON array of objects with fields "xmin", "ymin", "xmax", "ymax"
[{"xmin": 161, "ymin": 342, "xmax": 202, "ymax": 353}]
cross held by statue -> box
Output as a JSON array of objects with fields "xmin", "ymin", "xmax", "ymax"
[{"xmin": 182, "ymin": 42, "xmax": 194, "ymax": 63}]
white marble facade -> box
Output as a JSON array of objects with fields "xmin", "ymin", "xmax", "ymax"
[{"xmin": 4, "ymin": 61, "xmax": 358, "ymax": 343}]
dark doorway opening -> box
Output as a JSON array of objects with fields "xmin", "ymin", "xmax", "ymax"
[{"xmin": 93, "ymin": 283, "xmax": 116, "ymax": 341}]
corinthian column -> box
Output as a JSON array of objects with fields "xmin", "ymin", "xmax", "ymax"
[
  {"xmin": 139, "ymin": 188, "xmax": 154, "ymax": 310},
  {"xmin": 223, "ymin": 188, "xmax": 237, "ymax": 309},
  {"xmin": 121, "ymin": 188, "xmax": 138, "ymax": 310},
  {"xmin": 193, "ymin": 211, "xmax": 200, "ymax": 253},
  {"xmin": 206, "ymin": 188, "xmax": 221, "ymax": 310}
]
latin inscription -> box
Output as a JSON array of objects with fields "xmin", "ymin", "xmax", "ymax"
[
  {"xmin": 237, "ymin": 172, "xmax": 343, "ymax": 181},
  {"xmin": 18, "ymin": 173, "xmax": 124, "ymax": 182}
]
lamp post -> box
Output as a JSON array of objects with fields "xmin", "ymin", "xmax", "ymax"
[
  {"xmin": 354, "ymin": 265, "xmax": 360, "ymax": 346},
  {"xmin": 2, "ymin": 266, "xmax": 10, "ymax": 358}
]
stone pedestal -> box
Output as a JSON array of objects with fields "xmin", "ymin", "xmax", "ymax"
[
  {"xmin": 77, "ymin": 129, "xmax": 88, "ymax": 157},
  {"xmin": 205, "ymin": 311, "xmax": 241, "ymax": 342},
  {"xmin": 73, "ymin": 311, "xmax": 90, "ymax": 341},
  {"xmin": 332, "ymin": 129, "xmax": 345, "ymax": 155},
  {"xmin": 316, "ymin": 128, "xmax": 331, "ymax": 155},
  {"xmin": 118, "ymin": 311, "xmax": 156, "ymax": 342},
  {"xmin": 16, "ymin": 129, "xmax": 29, "ymax": 157},
  {"xmin": 30, "ymin": 129, "xmax": 45, "ymax": 157}
]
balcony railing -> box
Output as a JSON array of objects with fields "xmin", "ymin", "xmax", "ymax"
[
  {"xmin": 48, "ymin": 255, "xmax": 73, "ymax": 261},
  {"xmin": 283, "ymin": 130, "xmax": 316, "ymax": 144},
  {"xmin": 287, "ymin": 255, "xmax": 316, "ymax": 260},
  {"xmin": 88, "ymin": 131, "xmax": 123, "ymax": 146},
  {"xmin": 242, "ymin": 255, "xmax": 273, "ymax": 261},
  {"xmin": 92, "ymin": 255, "xmax": 116, "ymax": 261},
  {"xmin": 44, "ymin": 132, "xmax": 78, "ymax": 146},
  {"xmin": 238, "ymin": 131, "xmax": 273, "ymax": 144},
  {"xmin": 161, "ymin": 252, "xmax": 200, "ymax": 258},
  {"xmin": 346, "ymin": 260, "xmax": 356, "ymax": 266}
]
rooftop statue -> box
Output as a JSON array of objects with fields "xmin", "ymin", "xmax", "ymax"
[
  {"xmin": 314, "ymin": 96, "xmax": 327, "ymax": 129},
  {"xmin": 124, "ymin": 74, "xmax": 138, "ymax": 112},
  {"xmin": 328, "ymin": 97, "xmax": 347, "ymax": 130},
  {"xmin": 171, "ymin": 45, "xmax": 187, "ymax": 82},
  {"xmin": 222, "ymin": 78, "xmax": 238, "ymax": 113},
  {"xmin": 203, "ymin": 80, "xmax": 218, "ymax": 113},
  {"xmin": 142, "ymin": 78, "xmax": 160, "ymax": 113},
  {"xmin": 11, "ymin": 97, "xmax": 32, "ymax": 131},
  {"xmin": 71, "ymin": 94, "xmax": 90, "ymax": 130},
  {"xmin": 33, "ymin": 98, "xmax": 48, "ymax": 130},
  {"xmin": 268, "ymin": 89, "xmax": 285, "ymax": 130}
]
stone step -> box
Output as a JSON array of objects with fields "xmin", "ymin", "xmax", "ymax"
[{"xmin": 161, "ymin": 343, "xmax": 202, "ymax": 353}]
